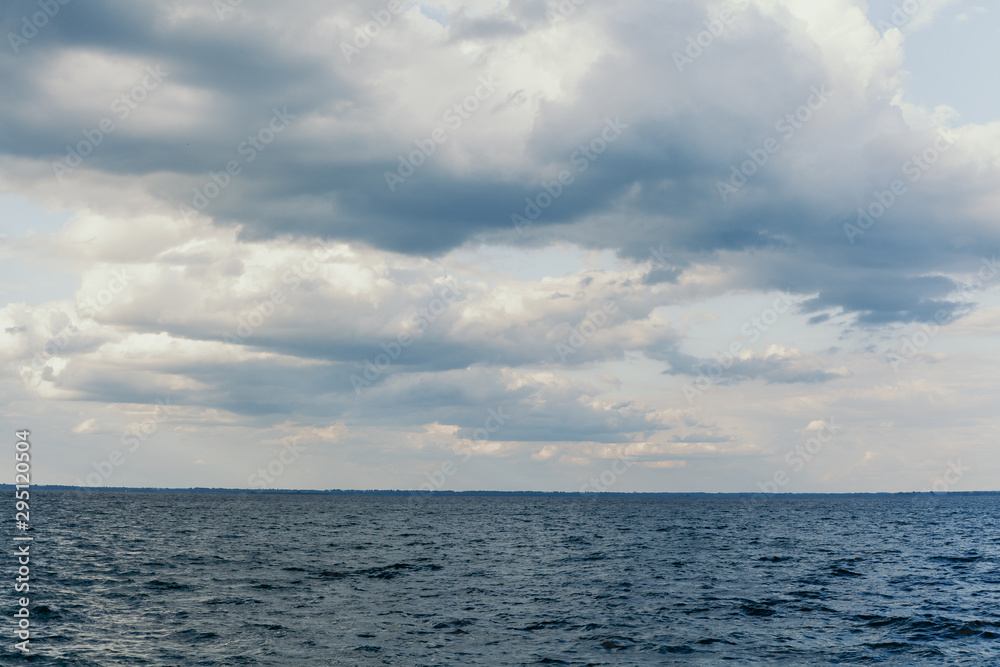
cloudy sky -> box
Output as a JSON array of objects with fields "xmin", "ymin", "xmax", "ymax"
[{"xmin": 1, "ymin": 0, "xmax": 998, "ymax": 492}]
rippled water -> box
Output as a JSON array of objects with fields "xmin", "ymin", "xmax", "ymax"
[{"xmin": 3, "ymin": 491, "xmax": 1000, "ymax": 665}]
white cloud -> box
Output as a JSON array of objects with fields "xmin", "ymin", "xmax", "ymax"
[
  {"xmin": 71, "ymin": 418, "xmax": 100, "ymax": 434},
  {"xmin": 1, "ymin": 0, "xmax": 999, "ymax": 491}
]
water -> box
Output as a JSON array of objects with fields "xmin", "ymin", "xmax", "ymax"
[{"xmin": 2, "ymin": 491, "xmax": 999, "ymax": 665}]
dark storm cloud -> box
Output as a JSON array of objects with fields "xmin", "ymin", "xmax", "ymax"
[{"xmin": 1, "ymin": 0, "xmax": 998, "ymax": 326}]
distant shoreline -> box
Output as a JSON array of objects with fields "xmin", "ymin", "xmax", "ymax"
[{"xmin": 3, "ymin": 485, "xmax": 998, "ymax": 497}]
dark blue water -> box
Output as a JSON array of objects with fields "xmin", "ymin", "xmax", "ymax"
[{"xmin": 2, "ymin": 491, "xmax": 999, "ymax": 665}]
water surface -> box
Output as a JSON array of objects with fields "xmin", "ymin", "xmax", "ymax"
[{"xmin": 3, "ymin": 491, "xmax": 999, "ymax": 665}]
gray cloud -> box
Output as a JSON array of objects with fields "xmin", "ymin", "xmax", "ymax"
[{"xmin": 3, "ymin": 0, "xmax": 997, "ymax": 325}]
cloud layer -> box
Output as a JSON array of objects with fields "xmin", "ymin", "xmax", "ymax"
[{"xmin": 1, "ymin": 0, "xmax": 999, "ymax": 492}]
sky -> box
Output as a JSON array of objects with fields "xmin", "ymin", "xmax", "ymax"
[{"xmin": 1, "ymin": 0, "xmax": 998, "ymax": 493}]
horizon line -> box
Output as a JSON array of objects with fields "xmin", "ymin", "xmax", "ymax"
[{"xmin": 6, "ymin": 485, "xmax": 999, "ymax": 496}]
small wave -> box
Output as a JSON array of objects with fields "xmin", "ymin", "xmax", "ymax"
[
  {"xmin": 146, "ymin": 579, "xmax": 188, "ymax": 590},
  {"xmin": 857, "ymin": 615, "xmax": 1000, "ymax": 640},
  {"xmin": 203, "ymin": 597, "xmax": 261, "ymax": 605},
  {"xmin": 658, "ymin": 644, "xmax": 696, "ymax": 654},
  {"xmin": 930, "ymin": 554, "xmax": 984, "ymax": 563},
  {"xmin": 831, "ymin": 567, "xmax": 863, "ymax": 577},
  {"xmin": 172, "ymin": 629, "xmax": 220, "ymax": 642},
  {"xmin": 740, "ymin": 601, "xmax": 777, "ymax": 617},
  {"xmin": 361, "ymin": 563, "xmax": 417, "ymax": 579},
  {"xmin": 319, "ymin": 570, "xmax": 349, "ymax": 579},
  {"xmin": 584, "ymin": 634, "xmax": 637, "ymax": 650},
  {"xmin": 32, "ymin": 604, "xmax": 60, "ymax": 618},
  {"xmin": 522, "ymin": 620, "xmax": 569, "ymax": 631}
]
